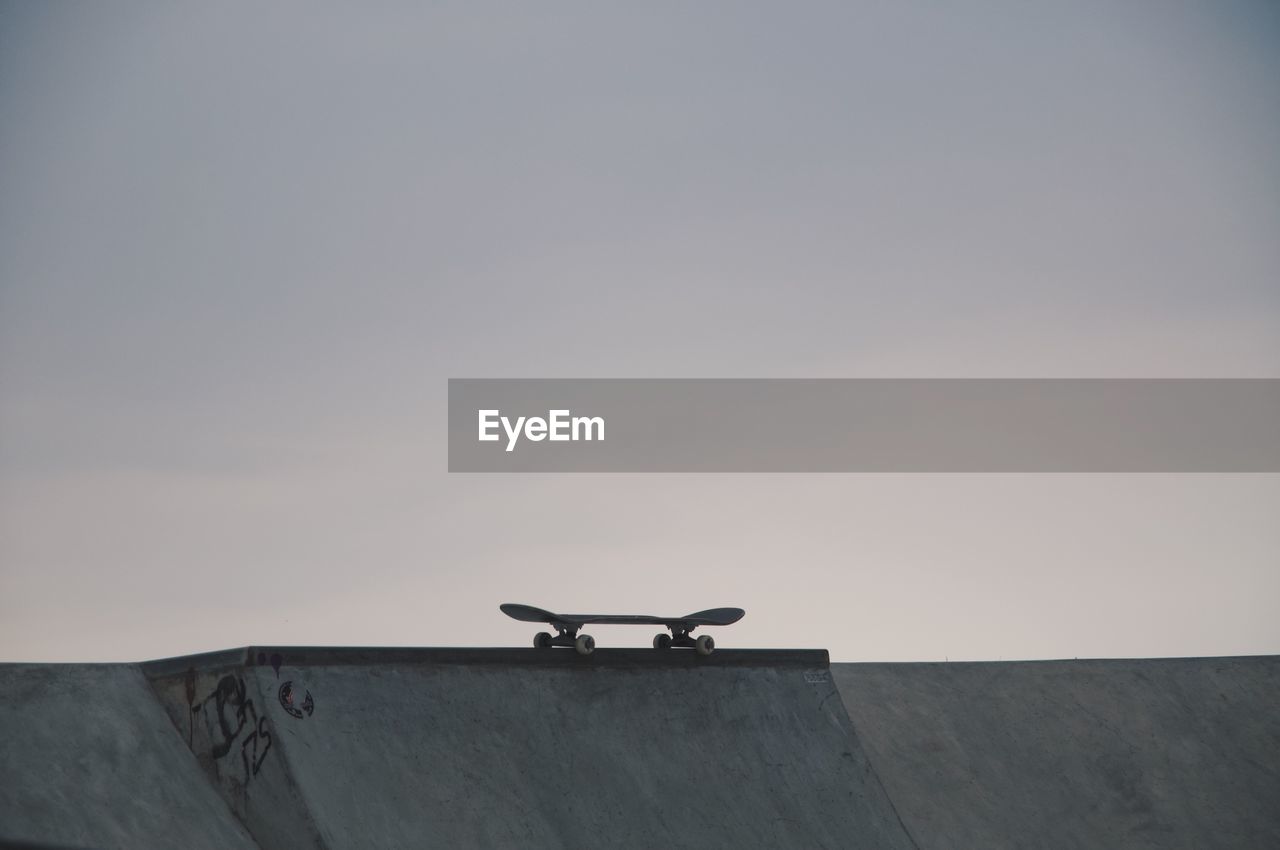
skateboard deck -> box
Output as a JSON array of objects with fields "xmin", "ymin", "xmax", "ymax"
[{"xmin": 501, "ymin": 603, "xmax": 744, "ymax": 655}]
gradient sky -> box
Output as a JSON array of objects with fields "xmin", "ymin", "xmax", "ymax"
[{"xmin": 2, "ymin": 1, "xmax": 1277, "ymax": 662}]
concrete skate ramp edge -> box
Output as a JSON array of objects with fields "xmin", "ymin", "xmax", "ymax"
[
  {"xmin": 138, "ymin": 646, "xmax": 914, "ymax": 850},
  {"xmin": 834, "ymin": 656, "xmax": 1280, "ymax": 850}
]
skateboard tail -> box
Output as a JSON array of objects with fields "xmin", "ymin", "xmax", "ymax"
[
  {"xmin": 500, "ymin": 603, "xmax": 562, "ymax": 624},
  {"xmin": 682, "ymin": 608, "xmax": 745, "ymax": 626}
]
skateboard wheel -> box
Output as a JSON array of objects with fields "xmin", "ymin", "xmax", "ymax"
[
  {"xmin": 533, "ymin": 632, "xmax": 553, "ymax": 649},
  {"xmin": 695, "ymin": 634, "xmax": 715, "ymax": 656},
  {"xmin": 653, "ymin": 633, "xmax": 673, "ymax": 650},
  {"xmin": 575, "ymin": 634, "xmax": 596, "ymax": 656}
]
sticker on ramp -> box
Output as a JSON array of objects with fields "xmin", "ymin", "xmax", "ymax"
[
  {"xmin": 278, "ymin": 681, "xmax": 315, "ymax": 719},
  {"xmin": 803, "ymin": 671, "xmax": 831, "ymax": 684}
]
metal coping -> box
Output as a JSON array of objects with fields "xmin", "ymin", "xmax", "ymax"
[{"xmin": 139, "ymin": 646, "xmax": 829, "ymax": 678}]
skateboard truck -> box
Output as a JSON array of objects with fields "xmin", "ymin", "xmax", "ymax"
[
  {"xmin": 533, "ymin": 625, "xmax": 596, "ymax": 655},
  {"xmin": 652, "ymin": 627, "xmax": 712, "ymax": 654}
]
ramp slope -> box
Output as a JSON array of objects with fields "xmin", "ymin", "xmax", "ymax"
[
  {"xmin": 833, "ymin": 657, "xmax": 1280, "ymax": 850},
  {"xmin": 0, "ymin": 664, "xmax": 261, "ymax": 850},
  {"xmin": 143, "ymin": 647, "xmax": 917, "ymax": 850}
]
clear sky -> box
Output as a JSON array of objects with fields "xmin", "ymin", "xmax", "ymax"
[{"xmin": 1, "ymin": 2, "xmax": 1277, "ymax": 662}]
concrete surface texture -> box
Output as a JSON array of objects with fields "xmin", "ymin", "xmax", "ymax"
[
  {"xmin": 2, "ymin": 649, "xmax": 1278, "ymax": 849},
  {"xmin": 139, "ymin": 647, "xmax": 911, "ymax": 850},
  {"xmin": 833, "ymin": 657, "xmax": 1280, "ymax": 850},
  {"xmin": 0, "ymin": 664, "xmax": 260, "ymax": 850}
]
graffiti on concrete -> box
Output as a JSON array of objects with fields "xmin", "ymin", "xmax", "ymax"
[
  {"xmin": 188, "ymin": 673, "xmax": 273, "ymax": 785},
  {"xmin": 255, "ymin": 651, "xmax": 285, "ymax": 678},
  {"xmin": 278, "ymin": 681, "xmax": 315, "ymax": 719}
]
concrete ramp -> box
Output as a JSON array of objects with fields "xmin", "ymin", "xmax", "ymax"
[
  {"xmin": 833, "ymin": 657, "xmax": 1280, "ymax": 850},
  {"xmin": 0, "ymin": 664, "xmax": 260, "ymax": 850},
  {"xmin": 140, "ymin": 647, "xmax": 916, "ymax": 850},
  {"xmin": 9, "ymin": 649, "xmax": 1277, "ymax": 849}
]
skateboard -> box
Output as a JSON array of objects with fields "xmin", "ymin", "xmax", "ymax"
[{"xmin": 501, "ymin": 603, "xmax": 745, "ymax": 656}]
